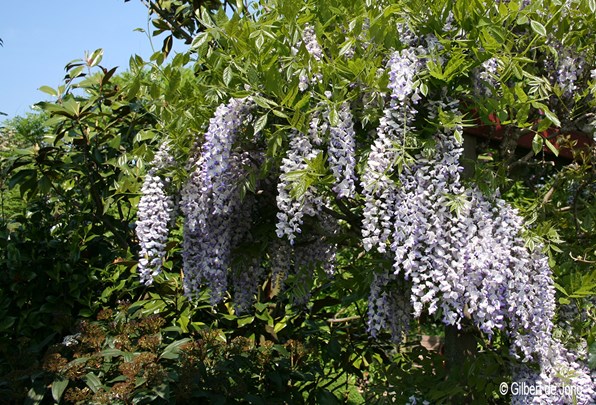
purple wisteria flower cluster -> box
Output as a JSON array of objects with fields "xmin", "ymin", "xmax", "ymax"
[
  {"xmin": 327, "ymin": 102, "xmax": 357, "ymax": 198},
  {"xmin": 180, "ymin": 98, "xmax": 254, "ymax": 304},
  {"xmin": 273, "ymin": 111, "xmax": 345, "ymax": 301},
  {"xmin": 474, "ymin": 57, "xmax": 500, "ymax": 97},
  {"xmin": 136, "ymin": 143, "xmax": 175, "ymax": 285},
  {"xmin": 295, "ymin": 22, "xmax": 324, "ymax": 93},
  {"xmin": 275, "ymin": 129, "xmax": 323, "ymax": 244},
  {"xmin": 231, "ymin": 257, "xmax": 265, "ymax": 314},
  {"xmin": 553, "ymin": 51, "xmax": 586, "ymax": 100},
  {"xmin": 268, "ymin": 219, "xmax": 337, "ymax": 308},
  {"xmin": 363, "ymin": 89, "xmax": 558, "ymax": 364},
  {"xmin": 512, "ymin": 338, "xmax": 595, "ymax": 404},
  {"xmin": 361, "ymin": 47, "xmax": 422, "ymax": 253},
  {"xmin": 302, "ymin": 23, "xmax": 323, "ymax": 61},
  {"xmin": 389, "ymin": 100, "xmax": 467, "ymax": 322},
  {"xmin": 367, "ymin": 271, "xmax": 411, "ymax": 342}
]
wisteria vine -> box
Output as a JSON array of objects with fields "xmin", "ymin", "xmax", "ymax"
[{"xmin": 133, "ymin": 10, "xmax": 596, "ymax": 403}]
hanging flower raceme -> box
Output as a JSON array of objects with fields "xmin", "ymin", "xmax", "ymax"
[
  {"xmin": 474, "ymin": 57, "xmax": 500, "ymax": 97},
  {"xmin": 367, "ymin": 270, "xmax": 412, "ymax": 343},
  {"xmin": 231, "ymin": 257, "xmax": 265, "ymax": 315},
  {"xmin": 390, "ymin": 100, "xmax": 467, "ymax": 324},
  {"xmin": 555, "ymin": 54, "xmax": 583, "ymax": 99},
  {"xmin": 327, "ymin": 102, "xmax": 357, "ymax": 199},
  {"xmin": 275, "ymin": 129, "xmax": 323, "ymax": 244},
  {"xmin": 365, "ymin": 95, "xmax": 557, "ymax": 363},
  {"xmin": 136, "ymin": 143, "xmax": 175, "ymax": 285},
  {"xmin": 512, "ymin": 338, "xmax": 596, "ymax": 404},
  {"xmin": 302, "ymin": 23, "xmax": 323, "ymax": 61},
  {"xmin": 180, "ymin": 98, "xmax": 254, "ymax": 303},
  {"xmin": 361, "ymin": 47, "xmax": 423, "ymax": 253}
]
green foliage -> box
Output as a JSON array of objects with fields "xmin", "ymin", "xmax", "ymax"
[
  {"xmin": 0, "ymin": 110, "xmax": 48, "ymax": 149},
  {"xmin": 0, "ymin": 51, "xmax": 158, "ymax": 403},
  {"xmin": 35, "ymin": 270, "xmax": 378, "ymax": 404},
  {"xmin": 2, "ymin": 0, "xmax": 595, "ymax": 403}
]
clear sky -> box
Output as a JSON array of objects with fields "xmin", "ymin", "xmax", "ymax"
[{"xmin": 0, "ymin": 0, "xmax": 184, "ymax": 120}]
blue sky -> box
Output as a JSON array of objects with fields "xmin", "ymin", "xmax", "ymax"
[{"xmin": 0, "ymin": 0, "xmax": 184, "ymax": 120}]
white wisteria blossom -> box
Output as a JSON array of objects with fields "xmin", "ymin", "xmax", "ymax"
[
  {"xmin": 474, "ymin": 57, "xmax": 500, "ymax": 97},
  {"xmin": 366, "ymin": 97, "xmax": 558, "ymax": 365}
]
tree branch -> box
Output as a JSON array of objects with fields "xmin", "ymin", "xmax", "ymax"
[{"xmin": 142, "ymin": 0, "xmax": 195, "ymax": 43}]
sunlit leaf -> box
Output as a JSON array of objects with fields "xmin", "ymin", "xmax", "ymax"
[
  {"xmin": 530, "ymin": 20, "xmax": 546, "ymax": 37},
  {"xmin": 38, "ymin": 86, "xmax": 58, "ymax": 97}
]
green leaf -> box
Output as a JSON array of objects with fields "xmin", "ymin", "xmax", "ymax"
[
  {"xmin": 85, "ymin": 372, "xmax": 102, "ymax": 393},
  {"xmin": 273, "ymin": 321, "xmax": 286, "ymax": 334},
  {"xmin": 454, "ymin": 129, "xmax": 463, "ymax": 145},
  {"xmin": 0, "ymin": 316, "xmax": 15, "ymax": 331},
  {"xmin": 328, "ymin": 106, "xmax": 339, "ymax": 127},
  {"xmin": 558, "ymin": 297, "xmax": 571, "ymax": 305},
  {"xmin": 191, "ymin": 32, "xmax": 210, "ymax": 49},
  {"xmin": 553, "ymin": 282, "xmax": 569, "ymax": 296},
  {"xmin": 99, "ymin": 348, "xmax": 126, "ymax": 358},
  {"xmin": 590, "ymin": 0, "xmax": 596, "ymax": 13},
  {"xmin": 532, "ymin": 133, "xmax": 543, "ymax": 155},
  {"xmin": 255, "ymin": 33, "xmax": 264, "ymax": 50},
  {"xmin": 542, "ymin": 108, "xmax": 560, "ymax": 127},
  {"xmin": 52, "ymin": 378, "xmax": 69, "ymax": 402},
  {"xmin": 253, "ymin": 95, "xmax": 278, "ymax": 109},
  {"xmin": 588, "ymin": 342, "xmax": 596, "ymax": 369},
  {"xmin": 254, "ymin": 113, "xmax": 268, "ymax": 135},
  {"xmin": 530, "ymin": 20, "xmax": 546, "ymax": 37},
  {"xmin": 199, "ymin": 7, "xmax": 214, "ymax": 28},
  {"xmin": 86, "ymin": 49, "xmax": 104, "ymax": 67},
  {"xmin": 339, "ymin": 39, "xmax": 355, "ymax": 57},
  {"xmin": 294, "ymin": 93, "xmax": 311, "ymax": 111},
  {"xmin": 238, "ymin": 316, "xmax": 254, "ymax": 327},
  {"xmin": 544, "ymin": 138, "xmax": 559, "ymax": 157},
  {"xmin": 162, "ymin": 34, "xmax": 173, "ymax": 57},
  {"xmin": 160, "ymin": 338, "xmax": 192, "ymax": 360},
  {"xmin": 272, "ymin": 109, "xmax": 289, "ymax": 119},
  {"xmin": 223, "ymin": 65, "xmax": 233, "ymax": 86},
  {"xmin": 127, "ymin": 77, "xmax": 142, "ymax": 100},
  {"xmin": 25, "ymin": 380, "xmax": 45, "ymax": 405},
  {"xmin": 38, "ymin": 85, "xmax": 58, "ymax": 97},
  {"xmin": 427, "ymin": 60, "xmax": 445, "ymax": 80},
  {"xmin": 178, "ymin": 313, "xmax": 190, "ymax": 332}
]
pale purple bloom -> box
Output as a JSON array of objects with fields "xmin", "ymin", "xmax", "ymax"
[
  {"xmin": 136, "ymin": 143, "xmax": 175, "ymax": 286},
  {"xmin": 327, "ymin": 102, "xmax": 357, "ymax": 198},
  {"xmin": 231, "ymin": 257, "xmax": 265, "ymax": 314},
  {"xmin": 361, "ymin": 47, "xmax": 422, "ymax": 253},
  {"xmin": 474, "ymin": 57, "xmax": 499, "ymax": 97},
  {"xmin": 303, "ymin": 23, "xmax": 323, "ymax": 61},
  {"xmin": 276, "ymin": 130, "xmax": 323, "ymax": 244},
  {"xmin": 180, "ymin": 98, "xmax": 254, "ymax": 303},
  {"xmin": 298, "ymin": 73, "xmax": 309, "ymax": 92},
  {"xmin": 512, "ymin": 338, "xmax": 595, "ymax": 404}
]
